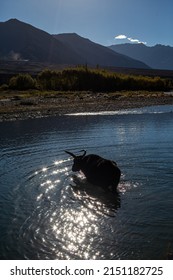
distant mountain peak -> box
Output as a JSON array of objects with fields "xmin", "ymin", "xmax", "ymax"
[
  {"xmin": 109, "ymin": 43, "xmax": 173, "ymax": 70},
  {"xmin": 5, "ymin": 18, "xmax": 23, "ymax": 24},
  {"xmin": 6, "ymin": 18, "xmax": 18, "ymax": 22}
]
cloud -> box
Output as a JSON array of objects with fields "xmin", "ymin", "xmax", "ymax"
[
  {"xmin": 127, "ymin": 37, "xmax": 147, "ymax": 44},
  {"xmin": 127, "ymin": 37, "xmax": 140, "ymax": 43},
  {"xmin": 115, "ymin": 34, "xmax": 147, "ymax": 45},
  {"xmin": 115, "ymin": 34, "xmax": 127, "ymax": 40}
]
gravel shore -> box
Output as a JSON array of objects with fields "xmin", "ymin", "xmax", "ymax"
[{"xmin": 0, "ymin": 91, "xmax": 173, "ymax": 122}]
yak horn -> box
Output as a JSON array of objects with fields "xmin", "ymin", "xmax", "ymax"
[
  {"xmin": 79, "ymin": 150, "xmax": 86, "ymax": 157},
  {"xmin": 65, "ymin": 150, "xmax": 76, "ymax": 158}
]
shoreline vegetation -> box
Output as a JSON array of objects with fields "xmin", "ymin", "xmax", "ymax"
[{"xmin": 0, "ymin": 66, "xmax": 173, "ymax": 121}]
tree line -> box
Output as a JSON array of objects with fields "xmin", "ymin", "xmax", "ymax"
[{"xmin": 4, "ymin": 66, "xmax": 173, "ymax": 92}]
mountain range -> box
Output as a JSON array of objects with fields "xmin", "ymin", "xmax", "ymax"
[
  {"xmin": 109, "ymin": 43, "xmax": 173, "ymax": 70},
  {"xmin": 1, "ymin": 19, "xmax": 173, "ymax": 71},
  {"xmin": 0, "ymin": 19, "xmax": 148, "ymax": 69},
  {"xmin": 53, "ymin": 33, "xmax": 148, "ymax": 68}
]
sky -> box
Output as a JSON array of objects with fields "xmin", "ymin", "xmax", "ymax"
[{"xmin": 1, "ymin": 0, "xmax": 173, "ymax": 47}]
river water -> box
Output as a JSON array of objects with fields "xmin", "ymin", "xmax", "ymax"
[{"xmin": 0, "ymin": 105, "xmax": 173, "ymax": 260}]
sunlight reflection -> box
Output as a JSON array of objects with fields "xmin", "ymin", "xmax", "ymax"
[
  {"xmin": 33, "ymin": 158, "xmax": 120, "ymax": 259},
  {"xmin": 42, "ymin": 167, "xmax": 47, "ymax": 172},
  {"xmin": 36, "ymin": 193, "xmax": 43, "ymax": 201},
  {"xmin": 52, "ymin": 167, "xmax": 69, "ymax": 175},
  {"xmin": 45, "ymin": 185, "xmax": 55, "ymax": 192},
  {"xmin": 118, "ymin": 181, "xmax": 140, "ymax": 194},
  {"xmin": 54, "ymin": 160, "xmax": 64, "ymax": 165},
  {"xmin": 51, "ymin": 203, "xmax": 100, "ymax": 259},
  {"xmin": 40, "ymin": 180, "xmax": 52, "ymax": 187},
  {"xmin": 54, "ymin": 179, "xmax": 61, "ymax": 184},
  {"xmin": 54, "ymin": 159, "xmax": 71, "ymax": 165}
]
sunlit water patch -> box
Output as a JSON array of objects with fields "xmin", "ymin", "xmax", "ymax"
[
  {"xmin": 5, "ymin": 159, "xmax": 124, "ymax": 260},
  {"xmin": 0, "ymin": 105, "xmax": 173, "ymax": 259},
  {"xmin": 66, "ymin": 105, "xmax": 173, "ymax": 116}
]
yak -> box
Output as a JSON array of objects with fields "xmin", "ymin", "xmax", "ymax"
[{"xmin": 65, "ymin": 150, "xmax": 121, "ymax": 191}]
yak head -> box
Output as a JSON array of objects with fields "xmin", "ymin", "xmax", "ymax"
[{"xmin": 65, "ymin": 150, "xmax": 86, "ymax": 172}]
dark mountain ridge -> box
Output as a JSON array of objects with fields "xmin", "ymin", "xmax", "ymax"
[
  {"xmin": 109, "ymin": 43, "xmax": 173, "ymax": 70},
  {"xmin": 53, "ymin": 33, "xmax": 149, "ymax": 68},
  {"xmin": 0, "ymin": 19, "xmax": 81, "ymax": 64},
  {"xmin": 0, "ymin": 19, "xmax": 149, "ymax": 69}
]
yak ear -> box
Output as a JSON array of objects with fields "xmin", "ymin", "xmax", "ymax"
[{"xmin": 65, "ymin": 150, "xmax": 76, "ymax": 158}]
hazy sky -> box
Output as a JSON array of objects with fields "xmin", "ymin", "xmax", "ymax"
[{"xmin": 1, "ymin": 0, "xmax": 173, "ymax": 46}]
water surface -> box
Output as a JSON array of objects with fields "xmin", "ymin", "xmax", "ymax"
[{"xmin": 0, "ymin": 105, "xmax": 173, "ymax": 259}]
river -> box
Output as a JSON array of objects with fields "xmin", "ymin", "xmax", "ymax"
[{"xmin": 0, "ymin": 105, "xmax": 173, "ymax": 259}]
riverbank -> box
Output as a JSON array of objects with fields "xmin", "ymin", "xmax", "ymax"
[{"xmin": 0, "ymin": 90, "xmax": 173, "ymax": 121}]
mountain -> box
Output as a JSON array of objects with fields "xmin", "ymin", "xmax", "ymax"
[
  {"xmin": 53, "ymin": 33, "xmax": 149, "ymax": 68},
  {"xmin": 0, "ymin": 19, "xmax": 82, "ymax": 64},
  {"xmin": 109, "ymin": 43, "xmax": 173, "ymax": 70},
  {"xmin": 0, "ymin": 19, "xmax": 149, "ymax": 69}
]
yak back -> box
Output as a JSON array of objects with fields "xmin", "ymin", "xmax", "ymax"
[
  {"xmin": 80, "ymin": 154, "xmax": 120, "ymax": 188},
  {"xmin": 81, "ymin": 154, "xmax": 119, "ymax": 178}
]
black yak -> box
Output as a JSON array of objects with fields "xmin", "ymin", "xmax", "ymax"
[{"xmin": 65, "ymin": 150, "xmax": 121, "ymax": 191}]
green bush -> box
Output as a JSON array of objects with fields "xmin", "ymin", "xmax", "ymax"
[
  {"xmin": 0, "ymin": 84, "xmax": 9, "ymax": 91},
  {"xmin": 8, "ymin": 67, "xmax": 172, "ymax": 92},
  {"xmin": 9, "ymin": 74, "xmax": 37, "ymax": 90}
]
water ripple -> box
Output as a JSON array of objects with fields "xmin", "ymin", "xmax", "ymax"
[{"xmin": 0, "ymin": 105, "xmax": 173, "ymax": 260}]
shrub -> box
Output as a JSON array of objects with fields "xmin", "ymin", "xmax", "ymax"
[
  {"xmin": 9, "ymin": 67, "xmax": 172, "ymax": 92},
  {"xmin": 0, "ymin": 84, "xmax": 9, "ymax": 91},
  {"xmin": 9, "ymin": 74, "xmax": 37, "ymax": 90}
]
